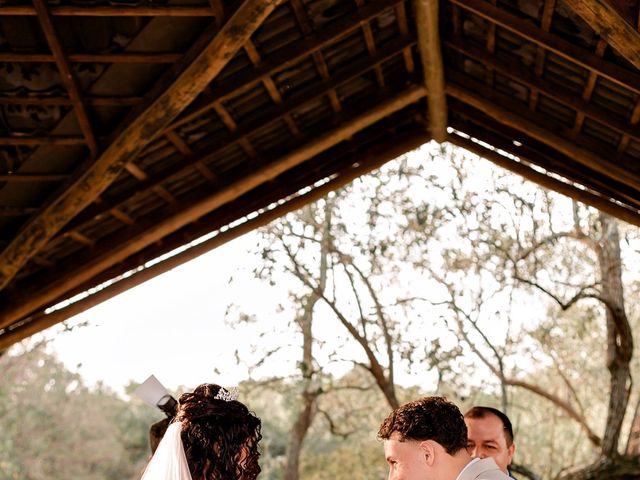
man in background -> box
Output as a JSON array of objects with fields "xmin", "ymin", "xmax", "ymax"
[
  {"xmin": 378, "ymin": 396, "xmax": 509, "ymax": 480},
  {"xmin": 464, "ymin": 406, "xmax": 516, "ymax": 479}
]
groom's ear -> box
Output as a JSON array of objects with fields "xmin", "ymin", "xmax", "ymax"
[{"xmin": 419, "ymin": 440, "xmax": 436, "ymax": 466}]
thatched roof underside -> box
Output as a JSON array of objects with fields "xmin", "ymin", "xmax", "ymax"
[{"xmin": 0, "ymin": 0, "xmax": 639, "ymax": 349}]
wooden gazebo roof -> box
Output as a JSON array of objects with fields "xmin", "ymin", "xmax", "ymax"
[{"xmin": 0, "ymin": 0, "xmax": 639, "ymax": 349}]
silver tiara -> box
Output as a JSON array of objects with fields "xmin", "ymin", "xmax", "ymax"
[{"xmin": 214, "ymin": 387, "xmax": 239, "ymax": 402}]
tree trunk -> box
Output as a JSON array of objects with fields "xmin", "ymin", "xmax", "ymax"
[
  {"xmin": 596, "ymin": 213, "xmax": 633, "ymax": 458},
  {"xmin": 625, "ymin": 396, "xmax": 640, "ymax": 455},
  {"xmin": 283, "ymin": 201, "xmax": 332, "ymax": 480}
]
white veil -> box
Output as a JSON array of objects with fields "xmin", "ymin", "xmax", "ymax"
[{"xmin": 141, "ymin": 422, "xmax": 192, "ymax": 480}]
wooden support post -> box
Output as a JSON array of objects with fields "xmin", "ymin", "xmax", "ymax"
[
  {"xmin": 563, "ymin": 0, "xmax": 640, "ymax": 70},
  {"xmin": 414, "ymin": 0, "xmax": 447, "ymax": 142},
  {"xmin": 0, "ymin": 0, "xmax": 281, "ymax": 292}
]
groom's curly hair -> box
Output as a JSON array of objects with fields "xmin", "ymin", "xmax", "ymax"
[
  {"xmin": 176, "ymin": 384, "xmax": 262, "ymax": 480},
  {"xmin": 378, "ymin": 396, "xmax": 467, "ymax": 455}
]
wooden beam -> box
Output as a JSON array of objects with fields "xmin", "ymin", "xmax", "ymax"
[
  {"xmin": 0, "ymin": 0, "xmax": 281, "ymax": 293},
  {"xmin": 0, "ymin": 131, "xmax": 429, "ymax": 350},
  {"xmin": 0, "ymin": 173, "xmax": 69, "ymax": 182},
  {"xmin": 448, "ymin": 132, "xmax": 640, "ymax": 227},
  {"xmin": 0, "ymin": 137, "xmax": 85, "ymax": 146},
  {"xmin": 414, "ymin": 0, "xmax": 447, "ymax": 141},
  {"xmin": 165, "ymin": 0, "xmax": 405, "ymax": 133},
  {"xmin": 446, "ymin": 74, "xmax": 640, "ymax": 192},
  {"xmin": 530, "ymin": 0, "xmax": 556, "ymax": 109},
  {"xmin": 444, "ymin": 38, "xmax": 640, "ymax": 143},
  {"xmin": 449, "ymin": 110, "xmax": 640, "ymax": 210},
  {"xmin": 450, "ymin": 0, "xmax": 640, "ymax": 95},
  {"xmin": 0, "ymin": 207, "xmax": 38, "ymax": 217},
  {"xmin": 33, "ymin": 0, "xmax": 98, "ymax": 157},
  {"xmin": 0, "ymin": 6, "xmax": 216, "ymax": 16},
  {"xmin": 42, "ymin": 122, "xmax": 430, "ymax": 308},
  {"xmin": 563, "ymin": 0, "xmax": 640, "ymax": 70},
  {"xmin": 0, "ymin": 96, "xmax": 141, "ymax": 106},
  {"xmin": 0, "ymin": 52, "xmax": 183, "ymax": 63},
  {"xmin": 0, "ymin": 85, "xmax": 426, "ymax": 328},
  {"xmin": 56, "ymin": 37, "xmax": 416, "ymax": 237}
]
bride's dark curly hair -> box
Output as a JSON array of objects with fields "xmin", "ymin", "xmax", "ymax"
[{"xmin": 175, "ymin": 384, "xmax": 262, "ymax": 480}]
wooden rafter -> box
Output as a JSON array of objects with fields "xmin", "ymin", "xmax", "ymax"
[
  {"xmin": 449, "ymin": 132, "xmax": 640, "ymax": 228},
  {"xmin": 445, "ymin": 39, "xmax": 640, "ymax": 143},
  {"xmin": 563, "ymin": 0, "xmax": 640, "ymax": 70},
  {"xmin": 446, "ymin": 74, "xmax": 640, "ymax": 192},
  {"xmin": 0, "ymin": 137, "xmax": 85, "ymax": 146},
  {"xmin": 165, "ymin": 0, "xmax": 404, "ymax": 133},
  {"xmin": 414, "ymin": 0, "xmax": 447, "ymax": 141},
  {"xmin": 0, "ymin": 6, "xmax": 216, "ymax": 16},
  {"xmin": 289, "ymin": 0, "xmax": 343, "ymax": 112},
  {"xmin": 449, "ymin": 109, "xmax": 640, "ymax": 210},
  {"xmin": 0, "ymin": 174, "xmax": 69, "ymax": 182},
  {"xmin": 55, "ymin": 37, "xmax": 416, "ymax": 239},
  {"xmin": 450, "ymin": 0, "xmax": 640, "ymax": 95},
  {"xmin": 0, "ymin": 97, "xmax": 141, "ymax": 107},
  {"xmin": 0, "ymin": 85, "xmax": 426, "ymax": 328},
  {"xmin": 395, "ymin": 2, "xmax": 416, "ymax": 74},
  {"xmin": 0, "ymin": 0, "xmax": 281, "ymax": 293},
  {"xmin": 0, "ymin": 52, "xmax": 183, "ymax": 63},
  {"xmin": 529, "ymin": 0, "xmax": 556, "ymax": 110},
  {"xmin": 573, "ymin": 38, "xmax": 608, "ymax": 134},
  {"xmin": 33, "ymin": 0, "xmax": 98, "ymax": 157},
  {"xmin": 0, "ymin": 131, "xmax": 430, "ymax": 349}
]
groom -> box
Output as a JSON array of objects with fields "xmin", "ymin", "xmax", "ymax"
[{"xmin": 378, "ymin": 396, "xmax": 509, "ymax": 480}]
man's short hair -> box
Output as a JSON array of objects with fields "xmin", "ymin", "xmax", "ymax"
[
  {"xmin": 464, "ymin": 406, "xmax": 514, "ymax": 446},
  {"xmin": 378, "ymin": 396, "xmax": 468, "ymax": 455}
]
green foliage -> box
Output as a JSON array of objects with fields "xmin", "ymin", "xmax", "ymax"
[{"xmin": 0, "ymin": 342, "xmax": 159, "ymax": 480}]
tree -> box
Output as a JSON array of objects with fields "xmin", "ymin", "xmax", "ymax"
[{"xmin": 391, "ymin": 143, "xmax": 638, "ymax": 477}]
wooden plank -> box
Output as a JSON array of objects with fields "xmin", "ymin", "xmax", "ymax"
[
  {"xmin": 33, "ymin": 0, "xmax": 98, "ymax": 157},
  {"xmin": 0, "ymin": 137, "xmax": 85, "ymax": 145},
  {"xmin": 444, "ymin": 38, "xmax": 640, "ymax": 142},
  {"xmin": 0, "ymin": 173, "xmax": 69, "ymax": 182},
  {"xmin": 446, "ymin": 74, "xmax": 640, "ymax": 192},
  {"xmin": 0, "ymin": 96, "xmax": 141, "ymax": 106},
  {"xmin": 0, "ymin": 6, "xmax": 216, "ymax": 16},
  {"xmin": 530, "ymin": 0, "xmax": 556, "ymax": 109},
  {"xmin": 0, "ymin": 0, "xmax": 281, "ymax": 292},
  {"xmin": 0, "ymin": 207, "xmax": 38, "ymax": 216},
  {"xmin": 563, "ymin": 0, "xmax": 640, "ymax": 70},
  {"xmin": 414, "ymin": 0, "xmax": 447, "ymax": 141},
  {"xmin": 0, "ymin": 131, "xmax": 430, "ymax": 349},
  {"xmin": 0, "ymin": 52, "xmax": 183, "ymax": 63},
  {"xmin": 165, "ymin": 0, "xmax": 405, "ymax": 133},
  {"xmin": 0, "ymin": 86, "xmax": 426, "ymax": 328},
  {"xmin": 55, "ymin": 37, "xmax": 416, "ymax": 237},
  {"xmin": 449, "ymin": 110, "xmax": 640, "ymax": 210},
  {"xmin": 451, "ymin": 0, "xmax": 640, "ymax": 95},
  {"xmin": 449, "ymin": 132, "xmax": 640, "ymax": 227}
]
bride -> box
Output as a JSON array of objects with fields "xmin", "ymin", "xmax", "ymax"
[{"xmin": 141, "ymin": 383, "xmax": 262, "ymax": 480}]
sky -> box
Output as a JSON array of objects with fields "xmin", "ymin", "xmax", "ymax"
[{"xmin": 42, "ymin": 232, "xmax": 282, "ymax": 395}]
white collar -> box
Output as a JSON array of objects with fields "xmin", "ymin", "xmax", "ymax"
[{"xmin": 454, "ymin": 457, "xmax": 481, "ymax": 480}]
